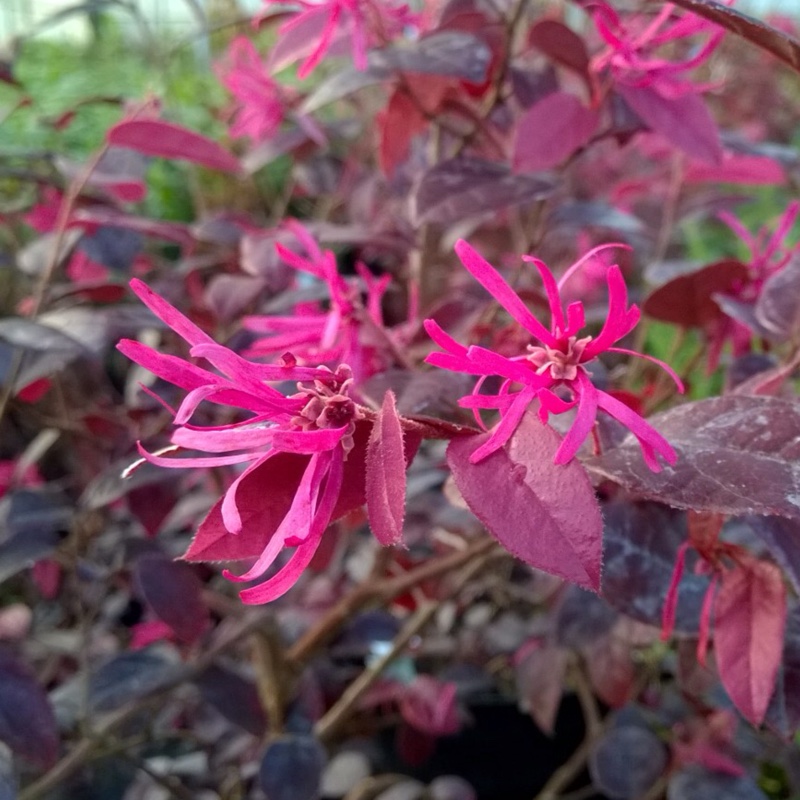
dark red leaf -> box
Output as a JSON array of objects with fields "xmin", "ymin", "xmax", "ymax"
[
  {"xmin": 411, "ymin": 157, "xmax": 556, "ymax": 226},
  {"xmin": 643, "ymin": 260, "xmax": 749, "ymax": 328},
  {"xmin": 669, "ymin": 0, "xmax": 800, "ymax": 74},
  {"xmin": 135, "ymin": 554, "xmax": 210, "ymax": 643},
  {"xmin": 379, "ymin": 89, "xmax": 428, "ymax": 178},
  {"xmin": 587, "ymin": 396, "xmax": 800, "ymax": 521},
  {"xmin": 513, "ymin": 91, "xmax": 600, "ymax": 172},
  {"xmin": 714, "ymin": 560, "xmax": 786, "ymax": 725},
  {"xmin": 617, "ymin": 85, "xmax": 723, "ymax": 165},
  {"xmin": 366, "ymin": 391, "xmax": 408, "ymax": 547},
  {"xmin": 0, "ymin": 654, "xmax": 59, "ymax": 768},
  {"xmin": 107, "ymin": 119, "xmax": 241, "ymax": 174},
  {"xmin": 447, "ymin": 412, "xmax": 603, "ymax": 591},
  {"xmin": 583, "ymin": 628, "xmax": 637, "ymax": 709},
  {"xmin": 527, "ymin": 20, "xmax": 590, "ymax": 81}
]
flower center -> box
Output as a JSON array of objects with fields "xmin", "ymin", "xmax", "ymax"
[
  {"xmin": 291, "ymin": 364, "xmax": 361, "ymax": 451},
  {"xmin": 526, "ymin": 335, "xmax": 592, "ymax": 381}
]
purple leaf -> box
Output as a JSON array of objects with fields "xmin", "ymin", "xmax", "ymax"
[
  {"xmin": 135, "ymin": 554, "xmax": 210, "ymax": 643},
  {"xmin": 89, "ymin": 651, "xmax": 177, "ymax": 712},
  {"xmin": 590, "ymin": 725, "xmax": 668, "ymax": 800},
  {"xmin": 586, "ymin": 396, "xmax": 800, "ymax": 520},
  {"xmin": 195, "ymin": 665, "xmax": 267, "ymax": 736},
  {"xmin": 714, "ymin": 559, "xmax": 786, "ymax": 726},
  {"xmin": 602, "ymin": 502, "xmax": 711, "ymax": 633},
  {"xmin": 259, "ymin": 735, "xmax": 327, "ymax": 800},
  {"xmin": 0, "ymin": 653, "xmax": 59, "ymax": 768},
  {"xmin": 669, "ymin": 0, "xmax": 800, "ymax": 74},
  {"xmin": 412, "ymin": 157, "xmax": 556, "ymax": 227},
  {"xmin": 366, "ymin": 391, "xmax": 408, "ymax": 547},
  {"xmin": 618, "ymin": 85, "xmax": 723, "ymax": 165},
  {"xmin": 765, "ymin": 604, "xmax": 800, "ymax": 737},
  {"xmin": 755, "ymin": 254, "xmax": 800, "ymax": 340},
  {"xmin": 746, "ymin": 516, "xmax": 800, "ymax": 594},
  {"xmin": 668, "ymin": 765, "xmax": 768, "ymax": 800},
  {"xmin": 107, "ymin": 119, "xmax": 241, "ymax": 174},
  {"xmin": 447, "ymin": 411, "xmax": 603, "ymax": 591},
  {"xmin": 513, "ymin": 91, "xmax": 599, "ymax": 172}
]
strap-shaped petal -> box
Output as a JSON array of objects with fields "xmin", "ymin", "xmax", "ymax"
[{"xmin": 455, "ymin": 240, "xmax": 558, "ymax": 346}]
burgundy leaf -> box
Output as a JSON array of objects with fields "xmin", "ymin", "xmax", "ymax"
[
  {"xmin": 643, "ymin": 260, "xmax": 749, "ymax": 328},
  {"xmin": 669, "ymin": 0, "xmax": 800, "ymax": 74},
  {"xmin": 714, "ymin": 560, "xmax": 786, "ymax": 725},
  {"xmin": 513, "ymin": 91, "xmax": 599, "ymax": 172},
  {"xmin": 527, "ymin": 20, "xmax": 590, "ymax": 82},
  {"xmin": 107, "ymin": 119, "xmax": 241, "ymax": 174},
  {"xmin": 587, "ymin": 396, "xmax": 800, "ymax": 520},
  {"xmin": 379, "ymin": 89, "xmax": 428, "ymax": 178},
  {"xmin": 366, "ymin": 391, "xmax": 408, "ymax": 547},
  {"xmin": 618, "ymin": 85, "xmax": 723, "ymax": 165},
  {"xmin": 515, "ymin": 642, "xmax": 568, "ymax": 734},
  {"xmin": 135, "ymin": 554, "xmax": 210, "ymax": 643},
  {"xmin": 755, "ymin": 254, "xmax": 800, "ymax": 340},
  {"xmin": 412, "ymin": 157, "xmax": 556, "ymax": 226},
  {"xmin": 0, "ymin": 654, "xmax": 59, "ymax": 768},
  {"xmin": 447, "ymin": 412, "xmax": 603, "ymax": 591}
]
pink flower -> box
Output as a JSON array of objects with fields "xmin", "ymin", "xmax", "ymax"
[
  {"xmin": 117, "ymin": 279, "xmax": 364, "ymax": 604},
  {"xmin": 242, "ymin": 221, "xmax": 392, "ymax": 382},
  {"xmin": 216, "ymin": 36, "xmax": 288, "ymax": 143},
  {"xmin": 589, "ymin": 1, "xmax": 724, "ymax": 98},
  {"xmin": 260, "ymin": 0, "xmax": 419, "ymax": 79},
  {"xmin": 425, "ymin": 241, "xmax": 683, "ymax": 471}
]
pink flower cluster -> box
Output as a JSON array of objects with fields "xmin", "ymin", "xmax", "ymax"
[{"xmin": 426, "ymin": 241, "xmax": 683, "ymax": 471}]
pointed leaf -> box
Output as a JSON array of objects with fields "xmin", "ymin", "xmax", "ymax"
[
  {"xmin": 195, "ymin": 665, "xmax": 267, "ymax": 736},
  {"xmin": 412, "ymin": 157, "xmax": 556, "ymax": 227},
  {"xmin": 513, "ymin": 91, "xmax": 599, "ymax": 172},
  {"xmin": 515, "ymin": 643, "xmax": 568, "ymax": 734},
  {"xmin": 527, "ymin": 20, "xmax": 590, "ymax": 81},
  {"xmin": 587, "ymin": 396, "xmax": 800, "ymax": 520},
  {"xmin": 366, "ymin": 391, "xmax": 408, "ymax": 547},
  {"xmin": 107, "ymin": 119, "xmax": 241, "ymax": 173},
  {"xmin": 0, "ymin": 654, "xmax": 59, "ymax": 768},
  {"xmin": 618, "ymin": 85, "xmax": 722, "ymax": 165},
  {"xmin": 643, "ymin": 260, "xmax": 750, "ymax": 328},
  {"xmin": 714, "ymin": 560, "xmax": 786, "ymax": 725},
  {"xmin": 447, "ymin": 411, "xmax": 603, "ymax": 590},
  {"xmin": 135, "ymin": 554, "xmax": 209, "ymax": 643}
]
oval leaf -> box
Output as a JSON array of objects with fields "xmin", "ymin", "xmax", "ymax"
[
  {"xmin": 586, "ymin": 396, "xmax": 800, "ymax": 520},
  {"xmin": 643, "ymin": 260, "xmax": 750, "ymax": 328},
  {"xmin": 0, "ymin": 654, "xmax": 59, "ymax": 768},
  {"xmin": 447, "ymin": 411, "xmax": 603, "ymax": 591},
  {"xmin": 513, "ymin": 91, "xmax": 599, "ymax": 172},
  {"xmin": 366, "ymin": 391, "xmax": 408, "ymax": 546},
  {"xmin": 135, "ymin": 554, "xmax": 209, "ymax": 643},
  {"xmin": 259, "ymin": 735, "xmax": 327, "ymax": 800},
  {"xmin": 618, "ymin": 85, "xmax": 722, "ymax": 165},
  {"xmin": 714, "ymin": 559, "xmax": 786, "ymax": 725},
  {"xmin": 668, "ymin": 765, "xmax": 768, "ymax": 800},
  {"xmin": 590, "ymin": 725, "xmax": 668, "ymax": 800},
  {"xmin": 107, "ymin": 119, "xmax": 241, "ymax": 174}
]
